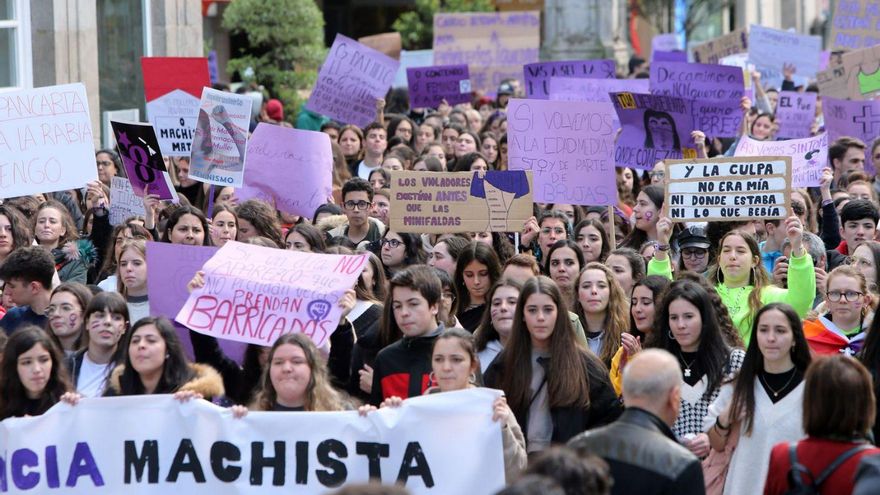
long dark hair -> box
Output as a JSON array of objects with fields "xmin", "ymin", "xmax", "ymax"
[
  {"xmin": 47, "ymin": 282, "xmax": 94, "ymax": 350},
  {"xmin": 710, "ymin": 230, "xmax": 771, "ymax": 330},
  {"xmin": 0, "ymin": 204, "xmax": 32, "ymax": 256},
  {"xmin": 81, "ymin": 291, "xmax": 130, "ymax": 361},
  {"xmin": 543, "ymin": 239, "xmax": 584, "ymax": 277},
  {"xmin": 455, "ymin": 241, "xmax": 502, "ymax": 314},
  {"xmin": 621, "ymin": 185, "xmax": 664, "ymax": 250},
  {"xmin": 574, "ymin": 218, "xmax": 610, "ymax": 263},
  {"xmin": 115, "ymin": 317, "xmax": 194, "ymax": 395},
  {"xmin": 474, "ymin": 278, "xmax": 523, "ymax": 352},
  {"xmin": 729, "ymin": 303, "xmax": 811, "ymax": 435},
  {"xmin": 0, "ymin": 326, "xmax": 71, "ymax": 420},
  {"xmin": 235, "ymin": 199, "xmax": 284, "ymax": 248},
  {"xmin": 162, "ymin": 205, "xmax": 211, "ymax": 246},
  {"xmin": 98, "ymin": 222, "xmax": 153, "ymax": 281},
  {"xmin": 627, "ymin": 275, "xmax": 671, "ymax": 342}
]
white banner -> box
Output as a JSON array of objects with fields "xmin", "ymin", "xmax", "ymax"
[{"xmin": 0, "ymin": 389, "xmax": 505, "ymax": 494}]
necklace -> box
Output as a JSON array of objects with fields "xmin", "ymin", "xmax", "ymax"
[
  {"xmin": 678, "ymin": 351, "xmax": 697, "ymax": 378},
  {"xmin": 760, "ymin": 368, "xmax": 797, "ymax": 398},
  {"xmin": 718, "ymin": 284, "xmax": 751, "ymax": 315}
]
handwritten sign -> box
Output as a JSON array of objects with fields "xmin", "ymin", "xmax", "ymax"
[
  {"xmin": 189, "ymin": 88, "xmax": 250, "ymax": 187},
  {"xmin": 141, "ymin": 57, "xmax": 210, "ymax": 157},
  {"xmin": 650, "ymin": 62, "xmax": 744, "ymax": 137},
  {"xmin": 523, "ymin": 60, "xmax": 616, "ymax": 99},
  {"xmin": 433, "ymin": 11, "xmax": 540, "ymax": 95},
  {"xmin": 691, "ymin": 28, "xmax": 749, "ymax": 64},
  {"xmin": 610, "ymin": 92, "xmax": 697, "ymax": 170},
  {"xmin": 734, "ymin": 133, "xmax": 828, "ymax": 187},
  {"xmin": 507, "ymin": 99, "xmax": 617, "ymax": 205},
  {"xmin": 109, "ymin": 121, "xmax": 177, "ymax": 200},
  {"xmin": 817, "ymin": 65, "xmax": 849, "ymax": 99},
  {"xmin": 389, "ymin": 171, "xmax": 532, "ymax": 234},
  {"xmin": 0, "ymin": 83, "xmax": 96, "ymax": 199},
  {"xmin": 406, "ymin": 64, "xmax": 472, "ymax": 108},
  {"xmin": 548, "ymin": 77, "xmax": 649, "ymax": 104},
  {"xmin": 358, "ymin": 32, "xmax": 402, "ymax": 60},
  {"xmin": 109, "ymin": 176, "xmax": 147, "ymax": 226},
  {"xmin": 824, "ymin": 97, "xmax": 880, "ymax": 173},
  {"xmin": 748, "ymin": 25, "xmax": 821, "ymax": 89},
  {"xmin": 842, "ymin": 45, "xmax": 880, "ymax": 100},
  {"xmin": 307, "ymin": 34, "xmax": 400, "ymax": 127},
  {"xmin": 774, "ymin": 91, "xmax": 817, "ymax": 139},
  {"xmin": 237, "ymin": 123, "xmax": 333, "ymax": 218},
  {"xmin": 665, "ymin": 156, "xmax": 791, "ymax": 222},
  {"xmin": 176, "ymin": 242, "xmax": 367, "ymax": 348},
  {"xmin": 830, "ymin": 0, "xmax": 880, "ymax": 50}
]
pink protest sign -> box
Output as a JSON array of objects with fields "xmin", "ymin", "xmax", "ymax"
[
  {"xmin": 506, "ymin": 98, "xmax": 617, "ymax": 205},
  {"xmin": 824, "ymin": 97, "xmax": 880, "ymax": 173},
  {"xmin": 523, "ymin": 60, "xmax": 616, "ymax": 99},
  {"xmin": 175, "ymin": 242, "xmax": 367, "ymax": 348},
  {"xmin": 610, "ymin": 92, "xmax": 697, "ymax": 170},
  {"xmin": 775, "ymin": 91, "xmax": 817, "ymax": 139},
  {"xmin": 237, "ymin": 123, "xmax": 332, "ymax": 217},
  {"xmin": 734, "ymin": 133, "xmax": 828, "ymax": 187}
]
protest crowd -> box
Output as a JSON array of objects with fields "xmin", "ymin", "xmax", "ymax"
[{"xmin": 6, "ymin": 4, "xmax": 880, "ymax": 495}]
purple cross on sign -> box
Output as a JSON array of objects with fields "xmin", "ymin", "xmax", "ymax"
[{"xmin": 853, "ymin": 105, "xmax": 880, "ymax": 136}]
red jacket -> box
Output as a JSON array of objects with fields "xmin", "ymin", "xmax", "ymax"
[{"xmin": 764, "ymin": 437, "xmax": 880, "ymax": 494}]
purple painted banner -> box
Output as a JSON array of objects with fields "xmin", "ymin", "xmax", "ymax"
[
  {"xmin": 548, "ymin": 77, "xmax": 650, "ymax": 103},
  {"xmin": 650, "ymin": 62, "xmax": 745, "ymax": 137},
  {"xmin": 110, "ymin": 121, "xmax": 178, "ymax": 200},
  {"xmin": 146, "ymin": 241, "xmax": 247, "ymax": 363},
  {"xmin": 610, "ymin": 92, "xmax": 697, "ymax": 170},
  {"xmin": 734, "ymin": 133, "xmax": 828, "ymax": 186},
  {"xmin": 406, "ymin": 64, "xmax": 471, "ymax": 108},
  {"xmin": 523, "ymin": 60, "xmax": 616, "ymax": 99},
  {"xmin": 506, "ymin": 98, "xmax": 617, "ymax": 205},
  {"xmin": 306, "ymin": 34, "xmax": 400, "ymax": 127},
  {"xmin": 237, "ymin": 123, "xmax": 333, "ymax": 217},
  {"xmin": 824, "ymin": 97, "xmax": 880, "ymax": 173},
  {"xmin": 775, "ymin": 91, "xmax": 817, "ymax": 139}
]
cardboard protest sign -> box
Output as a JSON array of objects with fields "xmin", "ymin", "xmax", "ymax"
[
  {"xmin": 650, "ymin": 62, "xmax": 745, "ymax": 137},
  {"xmin": 236, "ymin": 123, "xmax": 333, "ymax": 218},
  {"xmin": 817, "ymin": 65, "xmax": 849, "ymax": 99},
  {"xmin": 358, "ymin": 32, "xmax": 402, "ymax": 60},
  {"xmin": 433, "ymin": 11, "xmax": 540, "ymax": 94},
  {"xmin": 176, "ymin": 242, "xmax": 367, "ymax": 348},
  {"xmin": 0, "ymin": 83, "xmax": 96, "ymax": 199},
  {"xmin": 109, "ymin": 176, "xmax": 147, "ymax": 226},
  {"xmin": 507, "ymin": 99, "xmax": 617, "ymax": 205},
  {"xmin": 189, "ymin": 88, "xmax": 250, "ymax": 187},
  {"xmin": 1, "ymin": 390, "xmax": 506, "ymax": 495},
  {"xmin": 691, "ymin": 27, "xmax": 749, "ymax": 64},
  {"xmin": 665, "ymin": 156, "xmax": 791, "ymax": 222},
  {"xmin": 388, "ymin": 171, "xmax": 532, "ymax": 234},
  {"xmin": 734, "ymin": 133, "xmax": 828, "ymax": 187},
  {"xmin": 842, "ymin": 45, "xmax": 880, "ymax": 100},
  {"xmin": 109, "ymin": 121, "xmax": 177, "ymax": 200},
  {"xmin": 406, "ymin": 64, "xmax": 472, "ymax": 108},
  {"xmin": 824, "ymin": 97, "xmax": 880, "ymax": 173},
  {"xmin": 774, "ymin": 91, "xmax": 817, "ymax": 139},
  {"xmin": 830, "ymin": 0, "xmax": 880, "ymax": 50},
  {"xmin": 523, "ymin": 60, "xmax": 616, "ymax": 99},
  {"xmin": 548, "ymin": 77, "xmax": 649, "ymax": 103},
  {"xmin": 141, "ymin": 57, "xmax": 210, "ymax": 157},
  {"xmin": 307, "ymin": 34, "xmax": 401, "ymax": 127},
  {"xmin": 610, "ymin": 92, "xmax": 697, "ymax": 170},
  {"xmin": 748, "ymin": 25, "xmax": 821, "ymax": 89}
]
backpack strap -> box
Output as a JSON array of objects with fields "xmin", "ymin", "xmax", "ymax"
[
  {"xmin": 815, "ymin": 443, "xmax": 875, "ymax": 486},
  {"xmin": 788, "ymin": 442, "xmax": 813, "ymax": 488}
]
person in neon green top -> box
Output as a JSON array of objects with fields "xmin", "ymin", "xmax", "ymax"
[{"xmin": 649, "ymin": 215, "xmax": 815, "ymax": 345}]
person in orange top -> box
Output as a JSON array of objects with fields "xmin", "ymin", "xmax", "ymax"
[{"xmin": 804, "ymin": 266, "xmax": 873, "ymax": 356}]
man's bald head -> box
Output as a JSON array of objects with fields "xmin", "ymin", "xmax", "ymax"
[{"xmin": 622, "ymin": 349, "xmax": 682, "ymax": 425}]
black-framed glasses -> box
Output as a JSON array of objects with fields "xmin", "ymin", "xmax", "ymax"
[
  {"xmin": 826, "ymin": 290, "xmax": 864, "ymax": 302},
  {"xmin": 681, "ymin": 248, "xmax": 707, "ymax": 260},
  {"xmin": 343, "ymin": 200, "xmax": 371, "ymax": 211},
  {"xmin": 381, "ymin": 239, "xmax": 402, "ymax": 248}
]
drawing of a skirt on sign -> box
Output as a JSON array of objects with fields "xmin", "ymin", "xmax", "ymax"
[
  {"xmin": 470, "ymin": 171, "xmax": 530, "ymax": 232},
  {"xmin": 190, "ymin": 105, "xmax": 247, "ymax": 178}
]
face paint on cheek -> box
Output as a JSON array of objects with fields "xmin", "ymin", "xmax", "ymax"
[
  {"xmin": 68, "ymin": 314, "xmax": 78, "ymax": 329},
  {"xmin": 644, "ymin": 211, "xmax": 653, "ymax": 221}
]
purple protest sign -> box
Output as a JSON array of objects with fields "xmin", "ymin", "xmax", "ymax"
[
  {"xmin": 306, "ymin": 34, "xmax": 401, "ymax": 127},
  {"xmin": 406, "ymin": 64, "xmax": 471, "ymax": 108},
  {"xmin": 237, "ymin": 123, "xmax": 333, "ymax": 218},
  {"xmin": 146, "ymin": 241, "xmax": 247, "ymax": 363},
  {"xmin": 548, "ymin": 77, "xmax": 650, "ymax": 103},
  {"xmin": 652, "ymin": 50, "xmax": 688, "ymax": 63},
  {"xmin": 824, "ymin": 97, "xmax": 880, "ymax": 174},
  {"xmin": 506, "ymin": 98, "xmax": 617, "ymax": 205},
  {"xmin": 523, "ymin": 60, "xmax": 616, "ymax": 99},
  {"xmin": 110, "ymin": 121, "xmax": 178, "ymax": 200},
  {"xmin": 650, "ymin": 62, "xmax": 745, "ymax": 137},
  {"xmin": 735, "ymin": 133, "xmax": 828, "ymax": 187},
  {"xmin": 775, "ymin": 91, "xmax": 817, "ymax": 139},
  {"xmin": 610, "ymin": 92, "xmax": 697, "ymax": 170}
]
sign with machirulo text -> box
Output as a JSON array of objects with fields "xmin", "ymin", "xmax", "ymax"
[
  {"xmin": 650, "ymin": 62, "xmax": 745, "ymax": 137},
  {"xmin": 523, "ymin": 60, "xmax": 616, "ymax": 99},
  {"xmin": 665, "ymin": 156, "xmax": 791, "ymax": 222},
  {"xmin": 691, "ymin": 27, "xmax": 749, "ymax": 65},
  {"xmin": 141, "ymin": 57, "xmax": 211, "ymax": 157},
  {"xmin": 774, "ymin": 91, "xmax": 817, "ymax": 139},
  {"xmin": 307, "ymin": 34, "xmax": 401, "ymax": 127},
  {"xmin": 830, "ymin": 0, "xmax": 880, "ymax": 50},
  {"xmin": 0, "ymin": 83, "xmax": 96, "ymax": 199},
  {"xmin": 358, "ymin": 32, "xmax": 402, "ymax": 60},
  {"xmin": 236, "ymin": 124, "xmax": 333, "ymax": 218},
  {"xmin": 824, "ymin": 97, "xmax": 880, "ymax": 174},
  {"xmin": 548, "ymin": 77, "xmax": 649, "ymax": 103},
  {"xmin": 109, "ymin": 121, "xmax": 177, "ymax": 200},
  {"xmin": 406, "ymin": 64, "xmax": 472, "ymax": 108},
  {"xmin": 0, "ymin": 390, "xmax": 506, "ymax": 495},
  {"xmin": 189, "ymin": 88, "xmax": 250, "ymax": 187},
  {"xmin": 734, "ymin": 133, "xmax": 827, "ymax": 187},
  {"xmin": 433, "ymin": 11, "xmax": 540, "ymax": 95},
  {"xmin": 610, "ymin": 92, "xmax": 697, "ymax": 170},
  {"xmin": 507, "ymin": 98, "xmax": 617, "ymax": 205},
  {"xmin": 748, "ymin": 25, "xmax": 821, "ymax": 89},
  {"xmin": 176, "ymin": 242, "xmax": 367, "ymax": 348},
  {"xmin": 388, "ymin": 171, "xmax": 532, "ymax": 234},
  {"xmin": 109, "ymin": 176, "xmax": 147, "ymax": 226},
  {"xmin": 841, "ymin": 45, "xmax": 880, "ymax": 100}
]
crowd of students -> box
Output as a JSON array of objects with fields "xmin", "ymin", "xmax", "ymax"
[{"xmin": 3, "ymin": 64, "xmax": 880, "ymax": 494}]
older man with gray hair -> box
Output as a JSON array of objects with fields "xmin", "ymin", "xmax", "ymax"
[{"xmin": 568, "ymin": 349, "xmax": 705, "ymax": 495}]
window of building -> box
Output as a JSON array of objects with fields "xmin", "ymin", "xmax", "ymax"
[{"xmin": 0, "ymin": 0, "xmax": 32, "ymax": 90}]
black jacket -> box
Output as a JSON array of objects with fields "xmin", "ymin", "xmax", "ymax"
[
  {"xmin": 369, "ymin": 326, "xmax": 443, "ymax": 406},
  {"xmin": 568, "ymin": 407, "xmax": 705, "ymax": 495},
  {"xmin": 483, "ymin": 350, "xmax": 622, "ymax": 445}
]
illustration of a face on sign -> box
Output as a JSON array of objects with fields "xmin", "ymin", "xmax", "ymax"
[{"xmin": 644, "ymin": 110, "xmax": 681, "ymax": 150}]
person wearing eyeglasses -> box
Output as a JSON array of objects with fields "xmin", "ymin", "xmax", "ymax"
[
  {"xmin": 645, "ymin": 161, "xmax": 665, "ymax": 186},
  {"xmin": 380, "ymin": 231, "xmax": 425, "ymax": 279},
  {"xmin": 328, "ymin": 177, "xmax": 386, "ymax": 249},
  {"xmin": 804, "ymin": 266, "xmax": 874, "ymax": 356},
  {"xmin": 676, "ymin": 225, "xmax": 711, "ymax": 275}
]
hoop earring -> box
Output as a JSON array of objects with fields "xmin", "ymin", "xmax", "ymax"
[
  {"xmin": 668, "ymin": 330, "xmax": 676, "ymax": 341},
  {"xmin": 469, "ymin": 373, "xmax": 477, "ymax": 384},
  {"xmin": 429, "ymin": 372, "xmax": 436, "ymax": 386}
]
